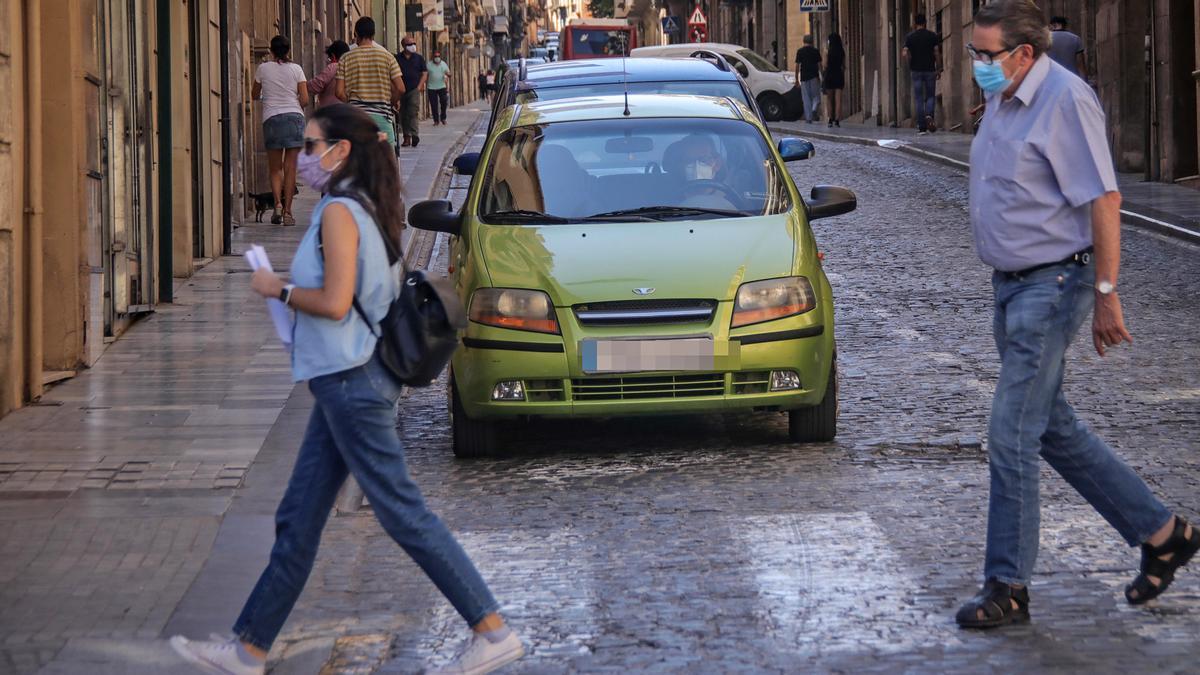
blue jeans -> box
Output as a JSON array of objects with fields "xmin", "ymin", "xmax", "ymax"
[
  {"xmin": 233, "ymin": 352, "xmax": 499, "ymax": 650},
  {"xmin": 984, "ymin": 261, "xmax": 1172, "ymax": 585},
  {"xmin": 912, "ymin": 71, "xmax": 936, "ymax": 129}
]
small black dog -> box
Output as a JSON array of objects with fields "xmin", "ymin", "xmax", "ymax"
[{"xmin": 249, "ymin": 186, "xmax": 300, "ymax": 222}]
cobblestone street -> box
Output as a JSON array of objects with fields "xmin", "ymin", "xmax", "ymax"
[{"xmin": 2, "ymin": 126, "xmax": 1199, "ymax": 674}]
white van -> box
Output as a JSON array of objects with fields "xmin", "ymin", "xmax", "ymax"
[{"xmin": 631, "ymin": 43, "xmax": 796, "ymax": 121}]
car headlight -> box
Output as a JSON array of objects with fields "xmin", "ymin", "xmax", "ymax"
[
  {"xmin": 469, "ymin": 288, "xmax": 559, "ymax": 334},
  {"xmin": 731, "ymin": 277, "xmax": 816, "ymax": 328}
]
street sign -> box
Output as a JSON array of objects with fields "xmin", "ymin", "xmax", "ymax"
[
  {"xmin": 688, "ymin": 6, "xmax": 707, "ymax": 25},
  {"xmin": 800, "ymin": 0, "xmax": 830, "ymax": 11},
  {"xmin": 661, "ymin": 16, "xmax": 681, "ymax": 34}
]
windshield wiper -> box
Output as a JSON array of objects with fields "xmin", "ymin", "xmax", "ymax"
[
  {"xmin": 484, "ymin": 209, "xmax": 571, "ymax": 224},
  {"xmin": 586, "ymin": 205, "xmax": 749, "ymax": 221}
]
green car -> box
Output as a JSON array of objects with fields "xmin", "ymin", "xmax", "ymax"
[{"xmin": 408, "ymin": 94, "xmax": 857, "ymax": 457}]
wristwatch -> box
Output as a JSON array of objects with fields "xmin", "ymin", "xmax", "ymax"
[
  {"xmin": 279, "ymin": 283, "xmax": 296, "ymax": 305},
  {"xmin": 1096, "ymin": 280, "xmax": 1116, "ymax": 295}
]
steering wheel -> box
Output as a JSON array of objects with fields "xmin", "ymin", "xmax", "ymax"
[{"xmin": 681, "ymin": 179, "xmax": 744, "ymax": 208}]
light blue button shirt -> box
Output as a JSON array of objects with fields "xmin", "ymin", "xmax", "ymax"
[
  {"xmin": 289, "ymin": 194, "xmax": 399, "ymax": 382},
  {"xmin": 969, "ymin": 55, "xmax": 1118, "ymax": 272}
]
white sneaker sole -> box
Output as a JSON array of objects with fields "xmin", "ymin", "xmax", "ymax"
[
  {"xmin": 169, "ymin": 636, "xmax": 255, "ymax": 675},
  {"xmin": 432, "ymin": 635, "xmax": 526, "ymax": 675}
]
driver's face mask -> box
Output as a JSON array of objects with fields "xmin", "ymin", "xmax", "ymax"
[{"xmin": 684, "ymin": 159, "xmax": 717, "ymax": 181}]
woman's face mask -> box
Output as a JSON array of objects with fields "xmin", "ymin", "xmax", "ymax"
[{"xmin": 297, "ymin": 144, "xmax": 340, "ymax": 192}]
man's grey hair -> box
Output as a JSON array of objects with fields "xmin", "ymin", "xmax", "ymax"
[
  {"xmin": 975, "ymin": 0, "xmax": 1051, "ymax": 57},
  {"xmin": 803, "ymin": 34, "xmax": 814, "ymax": 45}
]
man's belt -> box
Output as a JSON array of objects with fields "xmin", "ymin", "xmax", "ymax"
[{"xmin": 999, "ymin": 247, "xmax": 1094, "ymax": 279}]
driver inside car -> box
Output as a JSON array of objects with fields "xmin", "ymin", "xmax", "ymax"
[{"xmin": 666, "ymin": 134, "xmax": 741, "ymax": 212}]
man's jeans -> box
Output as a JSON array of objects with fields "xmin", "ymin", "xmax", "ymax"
[
  {"xmin": 912, "ymin": 71, "xmax": 936, "ymax": 129},
  {"xmin": 232, "ymin": 352, "xmax": 499, "ymax": 650},
  {"xmin": 800, "ymin": 78, "xmax": 821, "ymax": 121},
  {"xmin": 427, "ymin": 88, "xmax": 449, "ymax": 124},
  {"xmin": 400, "ymin": 89, "xmax": 422, "ymax": 139},
  {"xmin": 984, "ymin": 261, "xmax": 1172, "ymax": 585}
]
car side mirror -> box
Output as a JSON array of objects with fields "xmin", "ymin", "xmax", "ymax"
[
  {"xmin": 408, "ymin": 199, "xmax": 462, "ymax": 235},
  {"xmin": 452, "ymin": 152, "xmax": 480, "ymax": 176},
  {"xmin": 807, "ymin": 185, "xmax": 857, "ymax": 220},
  {"xmin": 777, "ymin": 138, "xmax": 815, "ymax": 161}
]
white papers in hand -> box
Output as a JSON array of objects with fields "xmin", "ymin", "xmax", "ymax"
[{"xmin": 244, "ymin": 244, "xmax": 293, "ymax": 348}]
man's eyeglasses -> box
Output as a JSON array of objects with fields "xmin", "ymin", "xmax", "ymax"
[
  {"xmin": 303, "ymin": 137, "xmax": 340, "ymax": 154},
  {"xmin": 966, "ymin": 42, "xmax": 1019, "ymax": 65}
]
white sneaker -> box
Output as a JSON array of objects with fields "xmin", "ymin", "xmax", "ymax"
[
  {"xmin": 427, "ymin": 630, "xmax": 525, "ymax": 675},
  {"xmin": 169, "ymin": 635, "xmax": 265, "ymax": 675}
]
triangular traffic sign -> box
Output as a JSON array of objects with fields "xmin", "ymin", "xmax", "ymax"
[{"xmin": 688, "ymin": 6, "xmax": 707, "ymax": 25}]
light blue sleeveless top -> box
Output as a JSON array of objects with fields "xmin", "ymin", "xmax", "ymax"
[{"xmin": 289, "ymin": 194, "xmax": 399, "ymax": 382}]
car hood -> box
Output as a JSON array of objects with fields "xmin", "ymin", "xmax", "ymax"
[{"xmin": 477, "ymin": 215, "xmax": 798, "ymax": 305}]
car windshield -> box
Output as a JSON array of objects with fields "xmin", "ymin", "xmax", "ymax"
[
  {"xmin": 570, "ymin": 30, "xmax": 631, "ymax": 56},
  {"xmin": 737, "ymin": 49, "xmax": 780, "ymax": 72},
  {"xmin": 479, "ymin": 117, "xmax": 792, "ymax": 223},
  {"xmin": 515, "ymin": 81, "xmax": 750, "ymax": 107}
]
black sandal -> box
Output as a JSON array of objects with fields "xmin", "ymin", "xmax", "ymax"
[
  {"xmin": 1126, "ymin": 516, "xmax": 1200, "ymax": 605},
  {"xmin": 955, "ymin": 579, "xmax": 1030, "ymax": 629}
]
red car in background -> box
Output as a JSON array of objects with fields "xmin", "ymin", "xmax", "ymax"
[{"xmin": 559, "ymin": 20, "xmax": 637, "ymax": 60}]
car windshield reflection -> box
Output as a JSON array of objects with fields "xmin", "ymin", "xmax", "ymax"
[{"xmin": 479, "ymin": 117, "xmax": 792, "ymax": 224}]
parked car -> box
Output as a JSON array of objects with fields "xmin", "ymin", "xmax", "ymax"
[
  {"xmin": 631, "ymin": 43, "xmax": 797, "ymax": 121},
  {"xmin": 408, "ymin": 94, "xmax": 856, "ymax": 457},
  {"xmin": 486, "ymin": 57, "xmax": 768, "ymax": 136},
  {"xmin": 560, "ymin": 18, "xmax": 636, "ymax": 59}
]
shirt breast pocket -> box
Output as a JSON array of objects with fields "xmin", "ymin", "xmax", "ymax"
[{"xmin": 986, "ymin": 139, "xmax": 1032, "ymax": 184}]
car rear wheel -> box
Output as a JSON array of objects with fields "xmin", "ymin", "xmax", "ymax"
[
  {"xmin": 757, "ymin": 92, "xmax": 785, "ymax": 122},
  {"xmin": 788, "ymin": 361, "xmax": 838, "ymax": 442},
  {"xmin": 450, "ymin": 376, "xmax": 497, "ymax": 458}
]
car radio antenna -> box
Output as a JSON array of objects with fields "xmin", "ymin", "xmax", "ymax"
[{"xmin": 622, "ymin": 57, "xmax": 631, "ymax": 116}]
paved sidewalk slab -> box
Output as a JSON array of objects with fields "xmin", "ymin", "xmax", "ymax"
[{"xmin": 772, "ymin": 121, "xmax": 1200, "ymax": 243}]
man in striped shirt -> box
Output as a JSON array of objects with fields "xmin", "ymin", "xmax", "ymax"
[{"xmin": 335, "ymin": 16, "xmax": 405, "ymax": 145}]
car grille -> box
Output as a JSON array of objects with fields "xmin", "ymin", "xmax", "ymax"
[
  {"xmin": 570, "ymin": 373, "xmax": 725, "ymax": 401},
  {"xmin": 524, "ymin": 379, "xmax": 566, "ymax": 402},
  {"xmin": 573, "ymin": 299, "xmax": 717, "ymax": 326},
  {"xmin": 731, "ymin": 371, "xmax": 771, "ymax": 395}
]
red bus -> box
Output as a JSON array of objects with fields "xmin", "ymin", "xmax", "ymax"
[{"xmin": 559, "ymin": 21, "xmax": 637, "ymax": 60}]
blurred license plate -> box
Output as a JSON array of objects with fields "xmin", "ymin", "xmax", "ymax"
[{"xmin": 581, "ymin": 338, "xmax": 714, "ymax": 374}]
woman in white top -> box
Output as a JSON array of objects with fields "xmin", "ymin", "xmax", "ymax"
[{"xmin": 252, "ymin": 36, "xmax": 309, "ymax": 225}]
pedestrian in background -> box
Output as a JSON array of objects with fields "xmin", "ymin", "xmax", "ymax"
[
  {"xmin": 477, "ymin": 71, "xmax": 488, "ymax": 101},
  {"xmin": 823, "ymin": 32, "xmax": 845, "ymax": 127},
  {"xmin": 955, "ymin": 0, "xmax": 1198, "ymax": 629},
  {"xmin": 1047, "ymin": 16, "xmax": 1088, "ymax": 80},
  {"xmin": 253, "ymin": 35, "xmax": 309, "ymax": 226},
  {"xmin": 308, "ymin": 40, "xmax": 351, "ymax": 109},
  {"xmin": 426, "ymin": 49, "xmax": 451, "ymax": 126},
  {"xmin": 485, "ymin": 69, "xmax": 497, "ymax": 102},
  {"xmin": 169, "ymin": 104, "xmax": 526, "ymax": 675},
  {"xmin": 335, "ymin": 16, "xmax": 405, "ymax": 146},
  {"xmin": 794, "ymin": 35, "xmax": 822, "ymax": 123},
  {"xmin": 902, "ymin": 13, "xmax": 941, "ymax": 133},
  {"xmin": 396, "ymin": 36, "xmax": 428, "ymax": 148}
]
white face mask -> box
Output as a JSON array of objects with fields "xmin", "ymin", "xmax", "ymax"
[
  {"xmin": 405, "ymin": 44, "xmax": 417, "ymax": 53},
  {"xmin": 684, "ymin": 159, "xmax": 717, "ymax": 181}
]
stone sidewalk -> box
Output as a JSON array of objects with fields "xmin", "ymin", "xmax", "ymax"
[
  {"xmin": 0, "ymin": 103, "xmax": 487, "ymax": 675},
  {"xmin": 771, "ymin": 120, "xmax": 1200, "ymax": 243}
]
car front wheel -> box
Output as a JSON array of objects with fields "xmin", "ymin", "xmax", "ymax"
[
  {"xmin": 788, "ymin": 361, "xmax": 838, "ymax": 442},
  {"xmin": 757, "ymin": 92, "xmax": 785, "ymax": 122},
  {"xmin": 450, "ymin": 375, "xmax": 497, "ymax": 458}
]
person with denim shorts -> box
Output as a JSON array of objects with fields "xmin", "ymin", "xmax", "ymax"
[
  {"xmin": 954, "ymin": 0, "xmax": 1198, "ymax": 629},
  {"xmin": 169, "ymin": 105, "xmax": 525, "ymax": 675},
  {"xmin": 254, "ymin": 36, "xmax": 309, "ymax": 225}
]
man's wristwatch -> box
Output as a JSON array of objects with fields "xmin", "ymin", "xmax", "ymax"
[
  {"xmin": 1096, "ymin": 280, "xmax": 1116, "ymax": 296},
  {"xmin": 280, "ymin": 283, "xmax": 296, "ymax": 305}
]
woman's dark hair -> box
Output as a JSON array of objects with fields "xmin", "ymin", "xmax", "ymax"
[
  {"xmin": 827, "ymin": 32, "xmax": 845, "ymax": 60},
  {"xmin": 327, "ymin": 40, "xmax": 350, "ymax": 60},
  {"xmin": 312, "ymin": 104, "xmax": 405, "ymax": 260},
  {"xmin": 269, "ymin": 35, "xmax": 291, "ymax": 60}
]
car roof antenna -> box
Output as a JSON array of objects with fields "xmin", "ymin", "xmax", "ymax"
[{"xmin": 622, "ymin": 58, "xmax": 631, "ymax": 116}]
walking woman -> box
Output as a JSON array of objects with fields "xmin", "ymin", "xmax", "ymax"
[
  {"xmin": 823, "ymin": 32, "xmax": 846, "ymax": 127},
  {"xmin": 253, "ymin": 36, "xmax": 308, "ymax": 226},
  {"xmin": 169, "ymin": 104, "xmax": 525, "ymax": 675}
]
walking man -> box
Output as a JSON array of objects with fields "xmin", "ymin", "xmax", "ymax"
[
  {"xmin": 902, "ymin": 13, "xmax": 940, "ymax": 133},
  {"xmin": 396, "ymin": 36, "xmax": 428, "ymax": 147},
  {"xmin": 427, "ymin": 50, "xmax": 451, "ymax": 126},
  {"xmin": 335, "ymin": 16, "xmax": 405, "ymax": 144},
  {"xmin": 955, "ymin": 0, "xmax": 1198, "ymax": 629},
  {"xmin": 793, "ymin": 35, "xmax": 822, "ymax": 123},
  {"xmin": 1047, "ymin": 15, "xmax": 1088, "ymax": 80}
]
